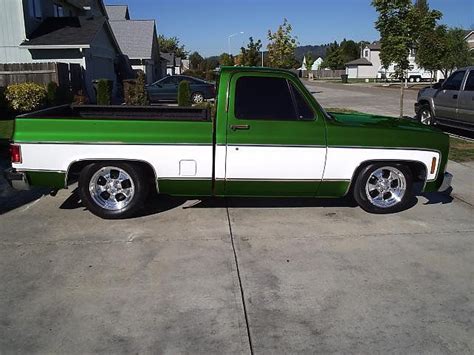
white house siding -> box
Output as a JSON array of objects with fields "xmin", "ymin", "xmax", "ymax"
[
  {"xmin": 0, "ymin": 0, "xmax": 28, "ymax": 63},
  {"xmin": 346, "ymin": 66, "xmax": 358, "ymax": 79},
  {"xmin": 358, "ymin": 66, "xmax": 375, "ymax": 78}
]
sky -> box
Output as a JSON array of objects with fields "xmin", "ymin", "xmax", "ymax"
[{"xmin": 105, "ymin": 0, "xmax": 474, "ymax": 57}]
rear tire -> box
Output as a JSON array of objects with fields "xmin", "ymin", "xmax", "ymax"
[
  {"xmin": 78, "ymin": 162, "xmax": 148, "ymax": 219},
  {"xmin": 191, "ymin": 92, "xmax": 204, "ymax": 104},
  {"xmin": 353, "ymin": 163, "xmax": 413, "ymax": 214}
]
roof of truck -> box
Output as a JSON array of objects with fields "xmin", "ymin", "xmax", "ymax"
[{"xmin": 220, "ymin": 66, "xmax": 298, "ymax": 76}]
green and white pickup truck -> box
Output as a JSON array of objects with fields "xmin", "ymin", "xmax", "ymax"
[{"xmin": 5, "ymin": 67, "xmax": 452, "ymax": 218}]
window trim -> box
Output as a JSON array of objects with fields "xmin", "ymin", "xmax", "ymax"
[
  {"xmin": 462, "ymin": 70, "xmax": 474, "ymax": 92},
  {"xmin": 443, "ymin": 70, "xmax": 466, "ymax": 91},
  {"xmin": 231, "ymin": 73, "xmax": 317, "ymax": 122}
]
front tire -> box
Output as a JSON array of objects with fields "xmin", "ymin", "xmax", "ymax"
[
  {"xmin": 78, "ymin": 162, "xmax": 148, "ymax": 219},
  {"xmin": 418, "ymin": 104, "xmax": 434, "ymax": 126},
  {"xmin": 353, "ymin": 163, "xmax": 413, "ymax": 214}
]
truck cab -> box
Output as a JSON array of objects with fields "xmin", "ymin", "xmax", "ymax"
[{"xmin": 416, "ymin": 67, "xmax": 474, "ymax": 131}]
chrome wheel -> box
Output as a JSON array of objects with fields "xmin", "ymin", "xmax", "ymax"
[
  {"xmin": 89, "ymin": 166, "xmax": 135, "ymax": 211},
  {"xmin": 192, "ymin": 93, "xmax": 204, "ymax": 104},
  {"xmin": 365, "ymin": 166, "xmax": 407, "ymax": 209},
  {"xmin": 420, "ymin": 108, "xmax": 432, "ymax": 125}
]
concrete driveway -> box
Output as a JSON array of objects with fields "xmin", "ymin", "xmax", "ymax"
[{"xmin": 1, "ymin": 174, "xmax": 473, "ymax": 353}]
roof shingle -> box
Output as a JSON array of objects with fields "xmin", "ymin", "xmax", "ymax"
[
  {"xmin": 21, "ymin": 16, "xmax": 106, "ymax": 46},
  {"xmin": 108, "ymin": 20, "xmax": 155, "ymax": 59}
]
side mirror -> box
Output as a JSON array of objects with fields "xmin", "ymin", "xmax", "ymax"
[{"xmin": 432, "ymin": 82, "xmax": 442, "ymax": 89}]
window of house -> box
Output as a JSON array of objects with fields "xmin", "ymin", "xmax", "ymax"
[
  {"xmin": 53, "ymin": 4, "xmax": 64, "ymax": 17},
  {"xmin": 28, "ymin": 0, "xmax": 42, "ymax": 19},
  {"xmin": 443, "ymin": 71, "xmax": 466, "ymax": 91},
  {"xmin": 463, "ymin": 71, "xmax": 474, "ymax": 92},
  {"xmin": 364, "ymin": 49, "xmax": 369, "ymax": 58},
  {"xmin": 234, "ymin": 76, "xmax": 313, "ymax": 121}
]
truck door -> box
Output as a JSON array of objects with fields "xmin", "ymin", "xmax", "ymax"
[
  {"xmin": 223, "ymin": 72, "xmax": 326, "ymax": 197},
  {"xmin": 457, "ymin": 69, "xmax": 474, "ymax": 124},
  {"xmin": 434, "ymin": 70, "xmax": 465, "ymax": 120}
]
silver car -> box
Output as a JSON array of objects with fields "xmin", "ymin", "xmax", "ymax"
[{"xmin": 415, "ymin": 67, "xmax": 474, "ymax": 131}]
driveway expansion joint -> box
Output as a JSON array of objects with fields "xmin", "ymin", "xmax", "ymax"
[{"xmin": 226, "ymin": 200, "xmax": 254, "ymax": 355}]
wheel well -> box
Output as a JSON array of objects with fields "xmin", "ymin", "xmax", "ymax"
[
  {"xmin": 67, "ymin": 160, "xmax": 159, "ymax": 193},
  {"xmin": 348, "ymin": 160, "xmax": 428, "ymax": 194}
]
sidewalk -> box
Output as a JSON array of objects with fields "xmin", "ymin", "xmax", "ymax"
[{"xmin": 447, "ymin": 160, "xmax": 474, "ymax": 206}]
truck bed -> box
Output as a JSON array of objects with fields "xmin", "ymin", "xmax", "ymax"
[
  {"xmin": 13, "ymin": 105, "xmax": 213, "ymax": 145},
  {"xmin": 18, "ymin": 105, "xmax": 211, "ymax": 121}
]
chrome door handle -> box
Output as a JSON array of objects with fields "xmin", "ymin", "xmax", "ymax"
[{"xmin": 230, "ymin": 124, "xmax": 250, "ymax": 131}]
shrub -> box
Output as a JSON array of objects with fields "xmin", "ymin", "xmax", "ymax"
[
  {"xmin": 178, "ymin": 80, "xmax": 191, "ymax": 107},
  {"xmin": 96, "ymin": 79, "xmax": 111, "ymax": 105},
  {"xmin": 46, "ymin": 81, "xmax": 59, "ymax": 106},
  {"xmin": 124, "ymin": 72, "xmax": 148, "ymax": 106},
  {"xmin": 194, "ymin": 101, "xmax": 216, "ymax": 119},
  {"xmin": 73, "ymin": 90, "xmax": 89, "ymax": 105},
  {"xmin": 0, "ymin": 87, "xmax": 7, "ymax": 113},
  {"xmin": 5, "ymin": 82, "xmax": 47, "ymax": 112}
]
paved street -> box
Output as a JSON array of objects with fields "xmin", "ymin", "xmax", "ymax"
[
  {"xmin": 1, "ymin": 161, "xmax": 473, "ymax": 353},
  {"xmin": 305, "ymin": 80, "xmax": 419, "ymax": 117}
]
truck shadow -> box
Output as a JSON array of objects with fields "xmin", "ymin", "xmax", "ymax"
[{"xmin": 59, "ymin": 188, "xmax": 452, "ymax": 218}]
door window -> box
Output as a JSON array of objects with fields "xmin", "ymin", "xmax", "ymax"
[
  {"xmin": 463, "ymin": 71, "xmax": 474, "ymax": 92},
  {"xmin": 235, "ymin": 76, "xmax": 314, "ymax": 121},
  {"xmin": 443, "ymin": 71, "xmax": 466, "ymax": 91},
  {"xmin": 290, "ymin": 83, "xmax": 314, "ymax": 120}
]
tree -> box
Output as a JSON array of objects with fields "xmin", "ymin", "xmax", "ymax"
[
  {"xmin": 159, "ymin": 35, "xmax": 188, "ymax": 58},
  {"xmin": 267, "ymin": 18, "xmax": 299, "ymax": 69},
  {"xmin": 372, "ymin": 0, "xmax": 418, "ymax": 118},
  {"xmin": 339, "ymin": 39, "xmax": 360, "ymax": 63},
  {"xmin": 219, "ymin": 53, "xmax": 234, "ymax": 66},
  {"xmin": 438, "ymin": 28, "xmax": 472, "ymax": 78},
  {"xmin": 178, "ymin": 80, "xmax": 191, "ymax": 107},
  {"xmin": 199, "ymin": 57, "xmax": 219, "ymax": 71},
  {"xmin": 189, "ymin": 51, "xmax": 204, "ymax": 70},
  {"xmin": 305, "ymin": 52, "xmax": 315, "ymax": 71},
  {"xmin": 240, "ymin": 37, "xmax": 263, "ymax": 66},
  {"xmin": 322, "ymin": 42, "xmax": 345, "ymax": 70}
]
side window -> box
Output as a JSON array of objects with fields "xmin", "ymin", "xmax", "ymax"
[
  {"xmin": 28, "ymin": 0, "xmax": 42, "ymax": 19},
  {"xmin": 234, "ymin": 76, "xmax": 296, "ymax": 120},
  {"xmin": 160, "ymin": 77, "xmax": 172, "ymax": 85},
  {"xmin": 443, "ymin": 71, "xmax": 465, "ymax": 91},
  {"xmin": 53, "ymin": 4, "xmax": 64, "ymax": 17},
  {"xmin": 463, "ymin": 71, "xmax": 474, "ymax": 92},
  {"xmin": 290, "ymin": 83, "xmax": 314, "ymax": 120}
]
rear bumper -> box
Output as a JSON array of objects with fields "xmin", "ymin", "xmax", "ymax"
[
  {"xmin": 438, "ymin": 172, "xmax": 453, "ymax": 192},
  {"xmin": 3, "ymin": 168, "xmax": 30, "ymax": 191}
]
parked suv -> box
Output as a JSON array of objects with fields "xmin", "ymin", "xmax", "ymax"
[{"xmin": 415, "ymin": 67, "xmax": 474, "ymax": 131}]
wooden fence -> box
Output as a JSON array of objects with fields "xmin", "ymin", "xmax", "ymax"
[{"xmin": 0, "ymin": 62, "xmax": 83, "ymax": 91}]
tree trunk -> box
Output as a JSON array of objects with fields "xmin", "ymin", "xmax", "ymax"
[{"xmin": 399, "ymin": 81, "xmax": 405, "ymax": 119}]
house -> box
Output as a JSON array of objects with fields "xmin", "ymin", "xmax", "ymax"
[
  {"xmin": 464, "ymin": 30, "xmax": 474, "ymax": 51},
  {"xmin": 161, "ymin": 52, "xmax": 183, "ymax": 75},
  {"xmin": 105, "ymin": 4, "xmax": 163, "ymax": 84},
  {"xmin": 345, "ymin": 41, "xmax": 420, "ymax": 79},
  {"xmin": 345, "ymin": 41, "xmax": 382, "ymax": 79},
  {"xmin": 0, "ymin": 0, "xmax": 126, "ymax": 101}
]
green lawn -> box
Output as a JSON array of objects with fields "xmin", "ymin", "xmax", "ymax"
[{"xmin": 449, "ymin": 137, "xmax": 474, "ymax": 162}]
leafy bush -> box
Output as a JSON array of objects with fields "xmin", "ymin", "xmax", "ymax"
[
  {"xmin": 0, "ymin": 87, "xmax": 7, "ymax": 113},
  {"xmin": 5, "ymin": 82, "xmax": 47, "ymax": 112},
  {"xmin": 73, "ymin": 90, "xmax": 89, "ymax": 105},
  {"xmin": 46, "ymin": 81, "xmax": 59, "ymax": 106},
  {"xmin": 124, "ymin": 72, "xmax": 148, "ymax": 106},
  {"xmin": 96, "ymin": 79, "xmax": 112, "ymax": 105},
  {"xmin": 194, "ymin": 101, "xmax": 216, "ymax": 120},
  {"xmin": 178, "ymin": 80, "xmax": 191, "ymax": 107}
]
